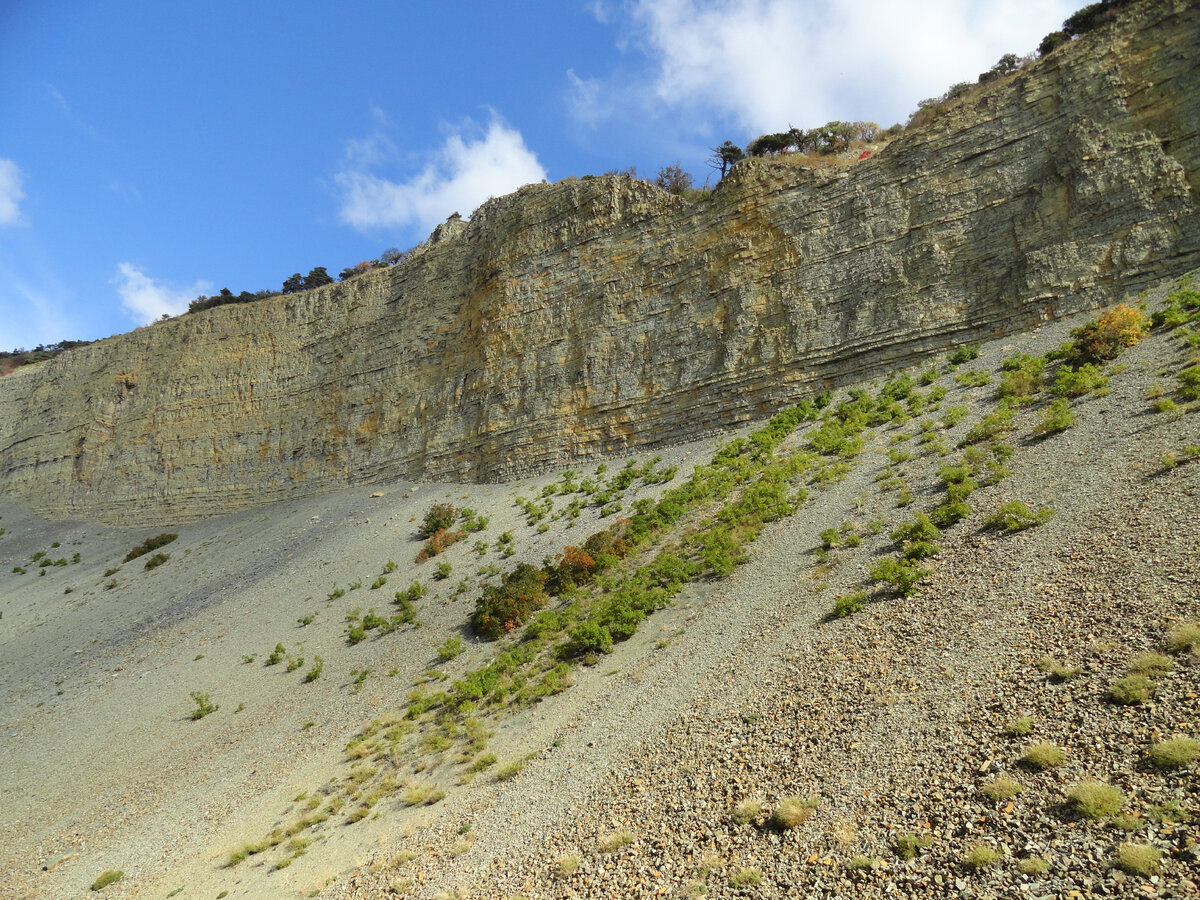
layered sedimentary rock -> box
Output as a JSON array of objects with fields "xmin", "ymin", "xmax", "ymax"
[{"xmin": 2, "ymin": 1, "xmax": 1199, "ymax": 523}]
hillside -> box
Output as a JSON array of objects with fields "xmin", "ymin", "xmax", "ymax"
[
  {"xmin": 1, "ymin": 273, "xmax": 1197, "ymax": 899},
  {"xmin": 1, "ymin": 0, "xmax": 1198, "ymax": 524}
]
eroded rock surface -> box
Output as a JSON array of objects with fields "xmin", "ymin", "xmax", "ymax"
[{"xmin": 2, "ymin": 1, "xmax": 1198, "ymax": 523}]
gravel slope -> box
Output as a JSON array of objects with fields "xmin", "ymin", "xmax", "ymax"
[{"xmin": 1, "ymin": 279, "xmax": 1198, "ymax": 900}]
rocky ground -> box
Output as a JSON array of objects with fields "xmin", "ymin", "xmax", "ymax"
[{"xmin": 1, "ymin": 277, "xmax": 1198, "ymax": 900}]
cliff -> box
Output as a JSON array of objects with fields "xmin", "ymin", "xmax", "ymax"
[{"xmin": 2, "ymin": 0, "xmax": 1198, "ymax": 524}]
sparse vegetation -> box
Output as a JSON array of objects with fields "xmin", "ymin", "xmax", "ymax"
[
  {"xmin": 124, "ymin": 532, "xmax": 177, "ymax": 562},
  {"xmin": 1021, "ymin": 742, "xmax": 1065, "ymax": 770},
  {"xmin": 1148, "ymin": 737, "xmax": 1200, "ymax": 770},
  {"xmin": 1115, "ymin": 843, "xmax": 1162, "ymax": 876},
  {"xmin": 894, "ymin": 832, "xmax": 933, "ymax": 860},
  {"xmin": 1068, "ymin": 779, "xmax": 1125, "ymax": 819},
  {"xmin": 189, "ymin": 691, "xmax": 218, "ymax": 720},
  {"xmin": 964, "ymin": 845, "xmax": 1001, "ymax": 870},
  {"xmin": 981, "ymin": 775, "xmax": 1023, "ymax": 801},
  {"xmin": 984, "ymin": 501, "xmax": 1054, "ymax": 532},
  {"xmin": 1108, "ymin": 673, "xmax": 1153, "ymax": 705},
  {"xmin": 598, "ymin": 831, "xmax": 634, "ymax": 853},
  {"xmin": 144, "ymin": 551, "xmax": 170, "ymax": 570},
  {"xmin": 91, "ymin": 870, "xmax": 123, "ymax": 891},
  {"xmin": 770, "ymin": 795, "xmax": 818, "ymax": 830}
]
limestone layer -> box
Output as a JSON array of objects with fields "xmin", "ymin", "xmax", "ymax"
[{"xmin": 2, "ymin": 1, "xmax": 1199, "ymax": 523}]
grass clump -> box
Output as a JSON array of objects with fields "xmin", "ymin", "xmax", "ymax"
[
  {"xmin": 1128, "ymin": 652, "xmax": 1174, "ymax": 676},
  {"xmin": 1108, "ymin": 674, "xmax": 1153, "ymax": 705},
  {"xmin": 893, "ymin": 832, "xmax": 933, "ymax": 860},
  {"xmin": 1148, "ymin": 737, "xmax": 1200, "ymax": 770},
  {"xmin": 1021, "ymin": 741, "xmax": 1065, "ymax": 770},
  {"xmin": 494, "ymin": 759, "xmax": 524, "ymax": 781},
  {"xmin": 91, "ymin": 870, "xmax": 123, "ymax": 891},
  {"xmin": 1166, "ymin": 622, "xmax": 1200, "ymax": 655},
  {"xmin": 1005, "ymin": 716, "xmax": 1034, "ymax": 736},
  {"xmin": 964, "ymin": 845, "xmax": 1001, "ymax": 870},
  {"xmin": 732, "ymin": 799, "xmax": 761, "ymax": 825},
  {"xmin": 1037, "ymin": 655, "xmax": 1082, "ymax": 682},
  {"xmin": 1068, "ymin": 779, "xmax": 1125, "ymax": 819},
  {"xmin": 1115, "ymin": 843, "xmax": 1162, "ymax": 876},
  {"xmin": 984, "ymin": 501, "xmax": 1054, "ymax": 532},
  {"xmin": 598, "ymin": 831, "xmax": 634, "ymax": 853},
  {"xmin": 728, "ymin": 868, "xmax": 763, "ymax": 887},
  {"xmin": 770, "ymin": 795, "xmax": 818, "ymax": 830},
  {"xmin": 303, "ymin": 656, "xmax": 323, "ymax": 683},
  {"xmin": 555, "ymin": 855, "xmax": 581, "ymax": 877},
  {"xmin": 982, "ymin": 776, "xmax": 1023, "ymax": 801},
  {"xmin": 124, "ymin": 532, "xmax": 177, "ymax": 562},
  {"xmin": 1017, "ymin": 857, "xmax": 1049, "ymax": 875}
]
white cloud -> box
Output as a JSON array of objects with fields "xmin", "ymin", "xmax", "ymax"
[
  {"xmin": 335, "ymin": 115, "xmax": 547, "ymax": 235},
  {"xmin": 114, "ymin": 263, "xmax": 211, "ymax": 325},
  {"xmin": 574, "ymin": 0, "xmax": 1077, "ymax": 136},
  {"xmin": 0, "ymin": 159, "xmax": 27, "ymax": 226}
]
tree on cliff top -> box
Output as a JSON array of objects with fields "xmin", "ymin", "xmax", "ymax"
[{"xmin": 708, "ymin": 141, "xmax": 745, "ymax": 180}]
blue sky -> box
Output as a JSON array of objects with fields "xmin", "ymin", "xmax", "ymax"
[{"xmin": 0, "ymin": 0, "xmax": 1076, "ymax": 350}]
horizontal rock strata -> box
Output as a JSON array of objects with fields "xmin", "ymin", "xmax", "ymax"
[{"xmin": 1, "ymin": 1, "xmax": 1198, "ymax": 523}]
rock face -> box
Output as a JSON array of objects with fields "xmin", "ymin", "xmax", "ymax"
[{"xmin": 2, "ymin": 1, "xmax": 1199, "ymax": 524}]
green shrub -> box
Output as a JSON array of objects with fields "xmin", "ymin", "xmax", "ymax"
[
  {"xmin": 370, "ymin": 575, "xmax": 387, "ymax": 590},
  {"xmin": 1036, "ymin": 655, "xmax": 1082, "ymax": 681},
  {"xmin": 1148, "ymin": 737, "xmax": 1200, "ymax": 770},
  {"xmin": 891, "ymin": 513, "xmax": 939, "ymax": 546},
  {"xmin": 190, "ymin": 691, "xmax": 218, "ymax": 720},
  {"xmin": 902, "ymin": 540, "xmax": 940, "ymax": 562},
  {"xmin": 144, "ymin": 552, "xmax": 170, "ymax": 570},
  {"xmin": 1128, "ymin": 652, "xmax": 1174, "ymax": 676},
  {"xmin": 832, "ymin": 591, "xmax": 867, "ymax": 618},
  {"xmin": 930, "ymin": 501, "xmax": 971, "ymax": 527},
  {"xmin": 984, "ymin": 501, "xmax": 1054, "ymax": 532},
  {"xmin": 91, "ymin": 870, "xmax": 124, "ymax": 891},
  {"xmin": 124, "ymin": 532, "xmax": 178, "ymax": 562},
  {"xmin": 419, "ymin": 503, "xmax": 457, "ymax": 538},
  {"xmin": 598, "ymin": 831, "xmax": 634, "ymax": 853},
  {"xmin": 1109, "ymin": 674, "xmax": 1153, "ymax": 705},
  {"xmin": 869, "ymin": 557, "xmax": 929, "ymax": 596},
  {"xmin": 437, "ymin": 637, "xmax": 466, "ymax": 662},
  {"xmin": 563, "ymin": 622, "xmax": 614, "ymax": 657},
  {"xmin": 1115, "ymin": 843, "xmax": 1162, "ymax": 876},
  {"xmin": 961, "ymin": 406, "xmax": 1015, "ymax": 445},
  {"xmin": 265, "ymin": 643, "xmax": 285, "ymax": 665},
  {"xmin": 1068, "ymin": 779, "xmax": 1125, "ymax": 819},
  {"xmin": 471, "ymin": 563, "xmax": 548, "ymax": 639},
  {"xmin": 1053, "ymin": 363, "xmax": 1108, "ymax": 397},
  {"xmin": 949, "ymin": 343, "xmax": 980, "ymax": 365},
  {"xmin": 732, "ymin": 799, "xmax": 762, "ymax": 824},
  {"xmin": 1179, "ymin": 364, "xmax": 1200, "ymax": 400},
  {"xmin": 435, "ymin": 561, "xmax": 452, "ymax": 580},
  {"xmin": 955, "ymin": 368, "xmax": 992, "ymax": 388},
  {"xmin": 1033, "ymin": 399, "xmax": 1075, "ymax": 436},
  {"xmin": 303, "ymin": 656, "xmax": 323, "ymax": 682}
]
